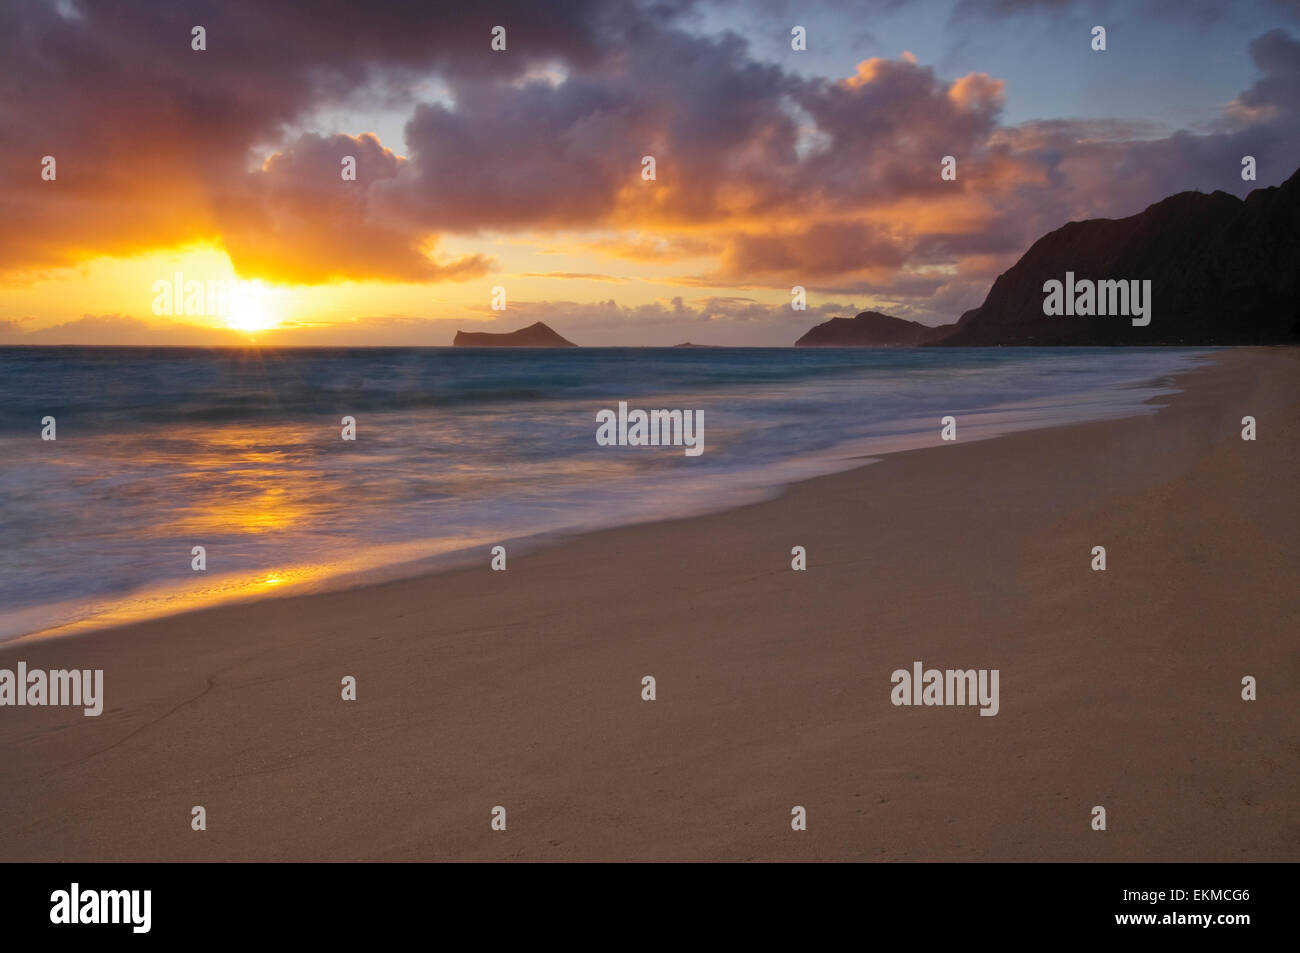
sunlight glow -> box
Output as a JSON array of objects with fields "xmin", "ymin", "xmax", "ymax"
[{"xmin": 226, "ymin": 286, "xmax": 279, "ymax": 334}]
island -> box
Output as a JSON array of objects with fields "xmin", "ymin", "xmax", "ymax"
[{"xmin": 452, "ymin": 321, "xmax": 578, "ymax": 347}]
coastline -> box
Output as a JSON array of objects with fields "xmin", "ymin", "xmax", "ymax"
[
  {"xmin": 6, "ymin": 346, "xmax": 1211, "ymax": 644},
  {"xmin": 1, "ymin": 346, "xmax": 1296, "ymax": 861}
]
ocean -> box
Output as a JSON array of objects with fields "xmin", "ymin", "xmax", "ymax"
[{"xmin": 0, "ymin": 345, "xmax": 1213, "ymax": 639}]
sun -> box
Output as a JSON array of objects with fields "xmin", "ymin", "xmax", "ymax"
[{"xmin": 225, "ymin": 284, "xmax": 279, "ymax": 334}]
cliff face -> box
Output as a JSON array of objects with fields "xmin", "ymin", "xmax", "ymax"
[
  {"xmin": 794, "ymin": 311, "xmax": 953, "ymax": 346},
  {"xmin": 452, "ymin": 321, "xmax": 578, "ymax": 347},
  {"xmin": 939, "ymin": 169, "xmax": 1300, "ymax": 346}
]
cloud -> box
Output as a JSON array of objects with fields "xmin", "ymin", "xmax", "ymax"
[
  {"xmin": 712, "ymin": 221, "xmax": 909, "ymax": 282},
  {"xmin": 950, "ymin": 0, "xmax": 1300, "ymax": 25},
  {"xmin": 0, "ymin": 1, "xmax": 1297, "ymax": 332},
  {"xmin": 520, "ymin": 272, "xmax": 631, "ymax": 282},
  {"xmin": 0, "ymin": 0, "xmax": 666, "ymax": 279},
  {"xmin": 0, "ymin": 314, "xmax": 236, "ymax": 345},
  {"xmin": 218, "ymin": 132, "xmax": 492, "ymax": 282},
  {"xmin": 1232, "ymin": 28, "xmax": 1300, "ymax": 121},
  {"xmin": 0, "ymin": 300, "xmax": 867, "ymax": 348},
  {"xmin": 468, "ymin": 295, "xmax": 879, "ymax": 346}
]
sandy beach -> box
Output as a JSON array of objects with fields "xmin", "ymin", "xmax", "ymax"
[{"xmin": 1, "ymin": 347, "xmax": 1296, "ymax": 862}]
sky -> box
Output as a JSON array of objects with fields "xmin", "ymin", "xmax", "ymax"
[{"xmin": 1, "ymin": 0, "xmax": 1298, "ymax": 347}]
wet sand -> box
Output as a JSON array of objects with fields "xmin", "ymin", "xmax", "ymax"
[{"xmin": 1, "ymin": 347, "xmax": 1296, "ymax": 861}]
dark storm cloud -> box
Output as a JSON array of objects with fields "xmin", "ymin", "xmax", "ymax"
[{"xmin": 0, "ymin": 0, "xmax": 659, "ymax": 275}]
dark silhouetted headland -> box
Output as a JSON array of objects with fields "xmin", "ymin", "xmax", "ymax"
[
  {"xmin": 942, "ymin": 167, "xmax": 1300, "ymax": 345},
  {"xmin": 795, "ymin": 311, "xmax": 954, "ymax": 347},
  {"xmin": 794, "ymin": 168, "xmax": 1300, "ymax": 347}
]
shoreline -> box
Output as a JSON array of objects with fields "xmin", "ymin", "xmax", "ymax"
[
  {"xmin": 9, "ymin": 347, "xmax": 1211, "ymax": 644},
  {"xmin": 1, "ymin": 346, "xmax": 1295, "ymax": 861}
]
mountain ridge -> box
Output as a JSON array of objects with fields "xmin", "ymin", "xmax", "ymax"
[{"xmin": 793, "ymin": 169, "xmax": 1300, "ymax": 346}]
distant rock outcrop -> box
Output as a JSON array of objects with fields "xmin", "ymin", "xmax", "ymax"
[
  {"xmin": 794, "ymin": 311, "xmax": 953, "ymax": 347},
  {"xmin": 938, "ymin": 168, "xmax": 1300, "ymax": 345},
  {"xmin": 671, "ymin": 342, "xmax": 721, "ymax": 348},
  {"xmin": 452, "ymin": 321, "xmax": 577, "ymax": 347}
]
